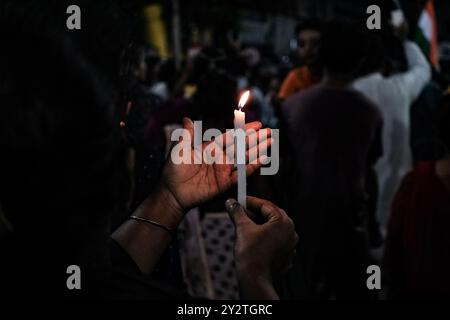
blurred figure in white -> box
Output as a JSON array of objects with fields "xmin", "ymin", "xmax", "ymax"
[{"xmin": 353, "ymin": 20, "xmax": 431, "ymax": 226}]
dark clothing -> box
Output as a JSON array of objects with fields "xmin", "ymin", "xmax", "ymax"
[
  {"xmin": 384, "ymin": 161, "xmax": 450, "ymax": 299},
  {"xmin": 125, "ymin": 84, "xmax": 166, "ymax": 212},
  {"xmin": 365, "ymin": 167, "xmax": 383, "ymax": 248},
  {"xmin": 123, "ymin": 85, "xmax": 184, "ymax": 289},
  {"xmin": 102, "ymin": 239, "xmax": 187, "ymax": 299},
  {"xmin": 0, "ymin": 236, "xmax": 186, "ymax": 299},
  {"xmin": 410, "ymin": 81, "xmax": 444, "ymax": 163},
  {"xmin": 282, "ymin": 85, "xmax": 383, "ymax": 299},
  {"xmin": 283, "ymin": 86, "xmax": 383, "ymax": 195}
]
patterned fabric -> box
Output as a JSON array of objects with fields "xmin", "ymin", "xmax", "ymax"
[{"xmin": 179, "ymin": 210, "xmax": 239, "ymax": 300}]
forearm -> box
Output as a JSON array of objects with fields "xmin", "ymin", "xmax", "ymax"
[
  {"xmin": 111, "ymin": 184, "xmax": 184, "ymax": 274},
  {"xmin": 404, "ymin": 40, "xmax": 431, "ymax": 88},
  {"xmin": 389, "ymin": 41, "xmax": 431, "ymax": 102},
  {"xmin": 404, "ymin": 41, "xmax": 430, "ymax": 73},
  {"xmin": 238, "ymin": 272, "xmax": 279, "ymax": 300},
  {"xmin": 236, "ymin": 256, "xmax": 279, "ymax": 300}
]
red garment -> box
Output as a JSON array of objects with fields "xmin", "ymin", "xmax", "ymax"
[{"xmin": 384, "ymin": 161, "xmax": 450, "ymax": 298}]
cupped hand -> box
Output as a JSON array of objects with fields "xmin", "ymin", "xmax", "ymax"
[{"xmin": 160, "ymin": 117, "xmax": 272, "ymax": 217}]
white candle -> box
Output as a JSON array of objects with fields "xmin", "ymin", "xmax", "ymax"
[{"xmin": 234, "ymin": 90, "xmax": 250, "ymax": 208}]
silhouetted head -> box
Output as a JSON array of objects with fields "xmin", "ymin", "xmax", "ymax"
[
  {"xmin": 120, "ymin": 43, "xmax": 148, "ymax": 85},
  {"xmin": 192, "ymin": 47, "xmax": 237, "ymax": 130},
  {"xmin": 320, "ymin": 20, "xmax": 367, "ymax": 81},
  {"xmin": 295, "ymin": 19, "xmax": 323, "ymax": 66}
]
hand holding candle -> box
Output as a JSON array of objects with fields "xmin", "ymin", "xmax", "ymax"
[{"xmin": 159, "ymin": 89, "xmax": 272, "ymax": 214}]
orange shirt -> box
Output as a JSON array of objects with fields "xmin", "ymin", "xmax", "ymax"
[{"xmin": 278, "ymin": 66, "xmax": 321, "ymax": 100}]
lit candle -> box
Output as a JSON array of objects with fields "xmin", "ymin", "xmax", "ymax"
[{"xmin": 234, "ymin": 90, "xmax": 250, "ymax": 208}]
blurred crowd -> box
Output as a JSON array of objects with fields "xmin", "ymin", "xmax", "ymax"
[{"xmin": 0, "ymin": 0, "xmax": 449, "ymax": 299}]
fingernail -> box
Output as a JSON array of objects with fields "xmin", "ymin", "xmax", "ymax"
[
  {"xmin": 225, "ymin": 198, "xmax": 240, "ymax": 212},
  {"xmin": 183, "ymin": 117, "xmax": 192, "ymax": 127},
  {"xmin": 259, "ymin": 155, "xmax": 269, "ymax": 165}
]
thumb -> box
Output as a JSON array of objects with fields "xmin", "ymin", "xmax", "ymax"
[
  {"xmin": 225, "ymin": 199, "xmax": 250, "ymax": 226},
  {"xmin": 181, "ymin": 117, "xmax": 195, "ymax": 146}
]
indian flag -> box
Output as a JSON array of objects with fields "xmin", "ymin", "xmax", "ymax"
[{"xmin": 416, "ymin": 0, "xmax": 439, "ymax": 69}]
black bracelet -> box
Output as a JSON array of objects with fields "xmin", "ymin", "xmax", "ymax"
[{"xmin": 128, "ymin": 215, "xmax": 175, "ymax": 237}]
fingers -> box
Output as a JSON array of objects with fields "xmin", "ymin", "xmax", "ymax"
[
  {"xmin": 229, "ymin": 155, "xmax": 269, "ymax": 184},
  {"xmin": 195, "ymin": 121, "xmax": 271, "ymax": 165},
  {"xmin": 213, "ymin": 129, "xmax": 272, "ymax": 166},
  {"xmin": 229, "ymin": 159, "xmax": 262, "ymax": 185},
  {"xmin": 227, "ymin": 195, "xmax": 299, "ymax": 278},
  {"xmin": 182, "ymin": 119, "xmax": 268, "ymax": 153},
  {"xmin": 204, "ymin": 128, "xmax": 266, "ymax": 161},
  {"xmin": 225, "ymin": 198, "xmax": 251, "ymax": 227},
  {"xmin": 182, "ymin": 117, "xmax": 194, "ymax": 141},
  {"xmin": 245, "ymin": 121, "xmax": 262, "ymax": 131},
  {"xmin": 223, "ymin": 126, "xmax": 269, "ymax": 149},
  {"xmin": 245, "ymin": 197, "xmax": 298, "ymax": 252},
  {"xmin": 246, "ymin": 196, "xmax": 279, "ymax": 221},
  {"xmin": 247, "ymin": 128, "xmax": 271, "ymax": 150},
  {"xmin": 247, "ymin": 137, "xmax": 273, "ymax": 164}
]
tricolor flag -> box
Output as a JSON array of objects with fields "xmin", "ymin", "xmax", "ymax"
[{"xmin": 416, "ymin": 0, "xmax": 439, "ymax": 69}]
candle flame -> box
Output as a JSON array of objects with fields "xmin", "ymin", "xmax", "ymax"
[{"xmin": 238, "ymin": 90, "xmax": 250, "ymax": 110}]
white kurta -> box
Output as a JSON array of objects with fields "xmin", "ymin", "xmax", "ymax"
[{"xmin": 353, "ymin": 41, "xmax": 431, "ymax": 225}]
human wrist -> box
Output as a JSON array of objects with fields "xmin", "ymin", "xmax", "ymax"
[
  {"xmin": 137, "ymin": 183, "xmax": 185, "ymax": 231},
  {"xmin": 237, "ymin": 263, "xmax": 272, "ymax": 286},
  {"xmin": 237, "ymin": 269, "xmax": 278, "ymax": 300}
]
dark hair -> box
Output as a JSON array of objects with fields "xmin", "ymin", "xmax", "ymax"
[
  {"xmin": 357, "ymin": 31, "xmax": 386, "ymax": 77},
  {"xmin": 192, "ymin": 47, "xmax": 237, "ymax": 130},
  {"xmin": 0, "ymin": 1, "xmax": 138, "ymax": 298},
  {"xmin": 0, "ymin": 11, "xmax": 129, "ymax": 236},
  {"xmin": 190, "ymin": 47, "xmax": 230, "ymax": 83},
  {"xmin": 143, "ymin": 44, "xmax": 161, "ymax": 83},
  {"xmin": 295, "ymin": 18, "xmax": 323, "ymax": 37},
  {"xmin": 120, "ymin": 43, "xmax": 146, "ymax": 79},
  {"xmin": 119, "ymin": 42, "xmax": 148, "ymax": 101},
  {"xmin": 319, "ymin": 20, "xmax": 367, "ymax": 75}
]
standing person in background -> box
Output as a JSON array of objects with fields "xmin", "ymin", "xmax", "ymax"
[
  {"xmin": 142, "ymin": 45, "xmax": 170, "ymax": 102},
  {"xmin": 383, "ymin": 96, "xmax": 450, "ymax": 299},
  {"xmin": 353, "ymin": 20, "xmax": 431, "ymax": 226},
  {"xmin": 119, "ymin": 43, "xmax": 166, "ymax": 212},
  {"xmin": 282, "ymin": 21, "xmax": 383, "ymax": 299},
  {"xmin": 277, "ymin": 19, "xmax": 323, "ymax": 101}
]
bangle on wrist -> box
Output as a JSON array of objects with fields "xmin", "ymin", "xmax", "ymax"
[{"xmin": 128, "ymin": 215, "xmax": 175, "ymax": 238}]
